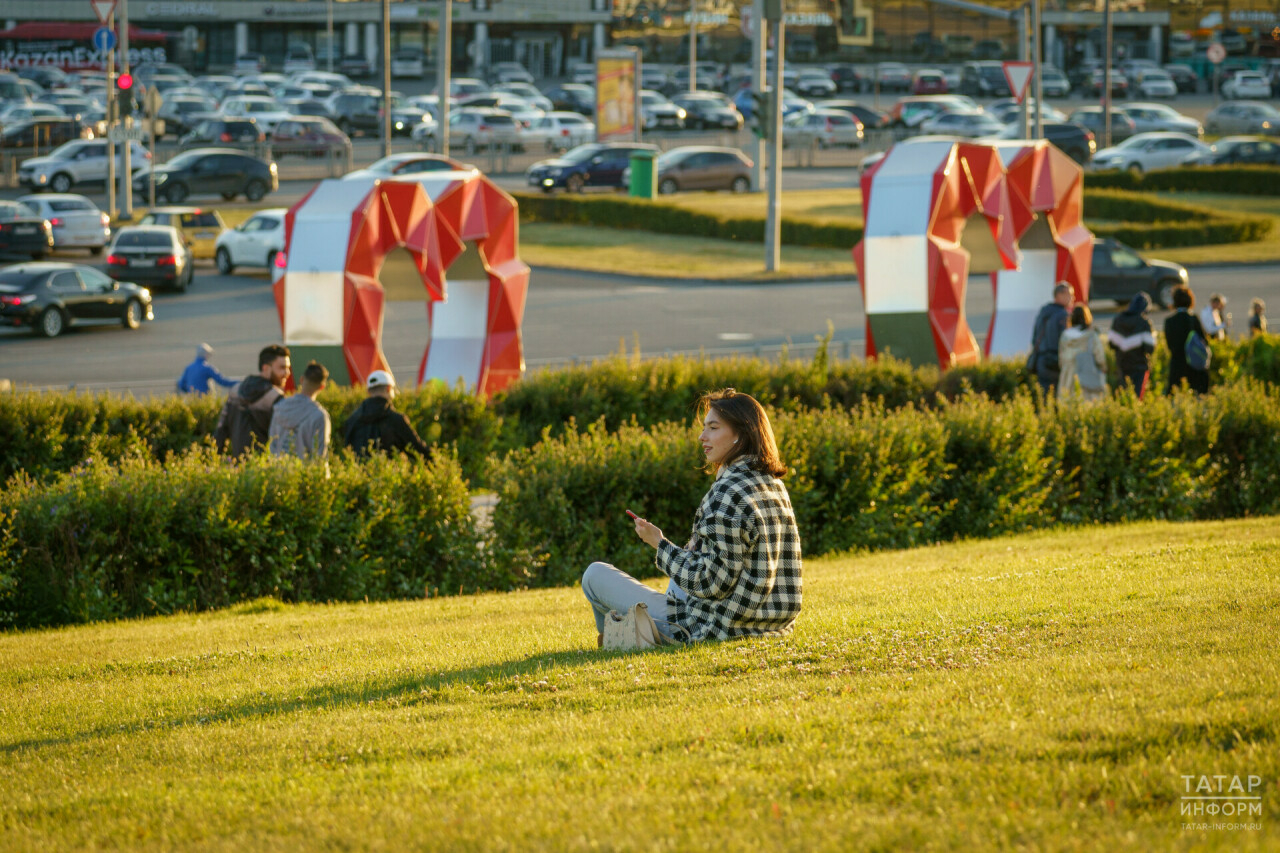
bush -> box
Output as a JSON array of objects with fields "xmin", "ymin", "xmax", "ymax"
[
  {"xmin": 486, "ymin": 382, "xmax": 1280, "ymax": 584},
  {"xmin": 0, "ymin": 449, "xmax": 496, "ymax": 629},
  {"xmin": 1084, "ymin": 188, "xmax": 1272, "ymax": 249},
  {"xmin": 1085, "ymin": 165, "xmax": 1280, "ymax": 196}
]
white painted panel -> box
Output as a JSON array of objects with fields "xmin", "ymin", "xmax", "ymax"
[
  {"xmin": 422, "ymin": 338, "xmax": 486, "ymax": 388},
  {"xmin": 862, "ymin": 234, "xmax": 929, "ymax": 315},
  {"xmin": 995, "ymin": 249, "xmax": 1057, "ymax": 311},
  {"xmin": 286, "ymin": 177, "xmax": 378, "ymax": 273},
  {"xmin": 429, "ymin": 278, "xmax": 489, "ymax": 339},
  {"xmin": 282, "ymin": 271, "xmax": 345, "ymax": 345}
]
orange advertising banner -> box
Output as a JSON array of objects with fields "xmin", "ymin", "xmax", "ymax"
[{"xmin": 596, "ymin": 48, "xmax": 639, "ymax": 142}]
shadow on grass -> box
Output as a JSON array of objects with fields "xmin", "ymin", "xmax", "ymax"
[{"xmin": 0, "ymin": 644, "xmax": 686, "ymax": 755}]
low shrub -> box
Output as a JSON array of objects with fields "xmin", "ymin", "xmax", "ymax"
[
  {"xmin": 1084, "ymin": 188, "xmax": 1272, "ymax": 249},
  {"xmin": 1085, "ymin": 165, "xmax": 1280, "ymax": 196},
  {"xmin": 0, "ymin": 449, "xmax": 495, "ymax": 629}
]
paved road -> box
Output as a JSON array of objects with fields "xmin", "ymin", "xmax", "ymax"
[{"xmin": 1, "ymin": 256, "xmax": 1273, "ymax": 396}]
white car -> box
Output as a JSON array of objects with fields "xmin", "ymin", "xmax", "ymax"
[
  {"xmin": 781, "ymin": 109, "xmax": 864, "ymax": 148},
  {"xmin": 1132, "ymin": 69, "xmax": 1177, "ymax": 99},
  {"xmin": 1223, "ymin": 72, "xmax": 1271, "ymax": 100},
  {"xmin": 214, "ymin": 208, "xmax": 287, "ymax": 274},
  {"xmin": 526, "ymin": 111, "xmax": 596, "ymax": 152},
  {"xmin": 282, "ymin": 45, "xmax": 316, "ymax": 76},
  {"xmin": 16, "ymin": 193, "xmax": 111, "ymax": 252},
  {"xmin": 410, "ymin": 115, "xmax": 440, "ymax": 149},
  {"xmin": 1118, "ymin": 102, "xmax": 1203, "ymax": 138},
  {"xmin": 219, "ymin": 96, "xmax": 290, "ymax": 133},
  {"xmin": 1090, "ymin": 131, "xmax": 1210, "ymax": 173},
  {"xmin": 491, "ymin": 61, "xmax": 535, "ymax": 85},
  {"xmin": 793, "ymin": 70, "xmax": 837, "ymax": 98},
  {"xmin": 0, "ymin": 103, "xmax": 65, "ymax": 124},
  {"xmin": 491, "ymin": 83, "xmax": 553, "ymax": 112},
  {"xmin": 391, "ymin": 49, "xmax": 426, "ymax": 79},
  {"xmin": 448, "ymin": 77, "xmax": 489, "ymax": 101},
  {"xmin": 18, "ymin": 139, "xmax": 151, "ymax": 193}
]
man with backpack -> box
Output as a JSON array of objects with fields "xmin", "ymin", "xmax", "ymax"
[
  {"xmin": 213, "ymin": 345, "xmax": 291, "ymax": 458},
  {"xmin": 1028, "ymin": 282, "xmax": 1072, "ymax": 396},
  {"xmin": 342, "ymin": 370, "xmax": 431, "ymax": 459}
]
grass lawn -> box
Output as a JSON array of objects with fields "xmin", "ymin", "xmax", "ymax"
[{"xmin": 2, "ymin": 517, "xmax": 1277, "ymax": 851}]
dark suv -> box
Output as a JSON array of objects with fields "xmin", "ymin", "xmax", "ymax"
[
  {"xmin": 526, "ymin": 142, "xmax": 659, "ymax": 193},
  {"xmin": 179, "ymin": 117, "xmax": 265, "ymax": 151},
  {"xmin": 0, "ymin": 118, "xmax": 89, "ymax": 152},
  {"xmin": 132, "ymin": 148, "xmax": 278, "ymax": 203},
  {"xmin": 1090, "ymin": 238, "xmax": 1188, "ymax": 309}
]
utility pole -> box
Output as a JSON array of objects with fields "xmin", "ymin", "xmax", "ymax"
[
  {"xmin": 1018, "ymin": 4, "xmax": 1029, "ymax": 139},
  {"xmin": 1103, "ymin": 0, "xmax": 1113, "ymax": 149},
  {"xmin": 749, "ymin": 0, "xmax": 764, "ymax": 192},
  {"xmin": 688, "ymin": 0, "xmax": 697, "ymax": 93},
  {"xmin": 105, "ymin": 9, "xmax": 116, "ymax": 218},
  {"xmin": 119, "ymin": 0, "xmax": 132, "ymax": 220},
  {"xmin": 438, "ymin": 0, "xmax": 452, "ymax": 155},
  {"xmin": 764, "ymin": 0, "xmax": 783, "ymax": 273},
  {"xmin": 382, "ymin": 0, "xmax": 392, "ymax": 156},
  {"xmin": 327, "ymin": 0, "xmax": 334, "ymax": 72},
  {"xmin": 1032, "ymin": 0, "xmax": 1043, "ymax": 139}
]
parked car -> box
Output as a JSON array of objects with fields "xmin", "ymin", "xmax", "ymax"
[
  {"xmin": 875, "ymin": 62, "xmax": 912, "ymax": 92},
  {"xmin": 447, "ymin": 108, "xmax": 523, "ymax": 153},
  {"xmin": 639, "ymin": 90, "xmax": 686, "ymax": 130},
  {"xmin": 156, "ymin": 95, "xmax": 218, "ymax": 138},
  {"xmin": 1090, "ymin": 132, "xmax": 1209, "ymax": 173},
  {"xmin": 352, "ymin": 153, "xmax": 476, "ymax": 180},
  {"xmin": 816, "ymin": 99, "xmax": 889, "ymax": 130},
  {"xmin": 132, "ymin": 148, "xmax": 278, "ymax": 203},
  {"xmin": 1163, "ymin": 63, "xmax": 1199, "ymax": 93},
  {"xmin": 887, "ymin": 95, "xmax": 975, "ymax": 128},
  {"xmin": 0, "ymin": 261, "xmax": 152, "ymax": 337},
  {"xmin": 448, "ymin": 77, "xmax": 490, "ymax": 100},
  {"xmin": 829, "ymin": 64, "xmax": 867, "ymax": 93},
  {"xmin": 1067, "ymin": 107, "xmax": 1138, "ymax": 143},
  {"xmin": 987, "ymin": 121, "xmax": 1096, "ymax": 164},
  {"xmin": 16, "ymin": 193, "xmax": 110, "ymax": 253},
  {"xmin": 1223, "ymin": 72, "xmax": 1271, "ymax": 100},
  {"xmin": 1118, "ymin": 102, "xmax": 1203, "ymax": 137},
  {"xmin": 1090, "ymin": 238, "xmax": 1188, "ymax": 308},
  {"xmin": 1184, "ymin": 135, "xmax": 1280, "ymax": 166},
  {"xmin": 490, "ymin": 61, "xmax": 534, "ymax": 85},
  {"xmin": 973, "ymin": 39, "xmax": 1005, "ymax": 60},
  {"xmin": 525, "ymin": 111, "xmax": 596, "ymax": 151},
  {"xmin": 525, "ymin": 142, "xmax": 657, "ymax": 193},
  {"xmin": 18, "ymin": 139, "xmax": 150, "ymax": 194},
  {"xmin": 214, "ymin": 208, "xmax": 287, "ymax": 274},
  {"xmin": 911, "ymin": 69, "xmax": 949, "ymax": 95},
  {"xmin": 1087, "ymin": 68, "xmax": 1129, "ymax": 98},
  {"xmin": 987, "ymin": 98, "xmax": 1067, "ymax": 125},
  {"xmin": 219, "ymin": 96, "xmax": 290, "ymax": 134},
  {"xmin": 0, "ymin": 103, "xmax": 66, "ymax": 125},
  {"xmin": 391, "ymin": 48, "xmax": 426, "ymax": 79},
  {"xmin": 339, "ymin": 54, "xmax": 372, "ymax": 78},
  {"xmin": 282, "ymin": 43, "xmax": 316, "ymax": 76},
  {"xmin": 793, "ymin": 69, "xmax": 838, "ymax": 98},
  {"xmin": 1131, "ymin": 68, "xmax": 1178, "ymax": 99},
  {"xmin": 0, "ymin": 200, "xmax": 53, "ymax": 259},
  {"xmin": 136, "ymin": 207, "xmax": 226, "ymax": 261},
  {"xmin": 781, "ymin": 109, "xmax": 864, "ymax": 148},
  {"xmin": 645, "ymin": 146, "xmax": 753, "ymax": 194},
  {"xmin": 1040, "ymin": 66, "xmax": 1071, "ymax": 97},
  {"xmin": 234, "ymin": 53, "xmax": 266, "ymax": 73},
  {"xmin": 1204, "ymin": 101, "xmax": 1280, "ymax": 136},
  {"xmin": 545, "ymin": 83, "xmax": 595, "ymax": 116},
  {"xmin": 179, "ymin": 117, "xmax": 264, "ymax": 150},
  {"xmin": 0, "ymin": 117, "xmax": 89, "ymax": 153},
  {"xmin": 106, "ymin": 225, "xmax": 195, "ymax": 292},
  {"xmin": 491, "ymin": 83, "xmax": 552, "ymax": 111},
  {"xmin": 671, "ymin": 93, "xmax": 743, "ymax": 131},
  {"xmin": 269, "ymin": 117, "xmax": 349, "ymax": 157},
  {"xmin": 960, "ymin": 61, "xmax": 1011, "ymax": 97},
  {"xmin": 920, "ymin": 111, "xmax": 1005, "ymax": 138}
]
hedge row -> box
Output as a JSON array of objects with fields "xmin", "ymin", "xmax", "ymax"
[
  {"xmin": 0, "ymin": 451, "xmax": 503, "ymax": 629},
  {"xmin": 514, "ymin": 188, "xmax": 1268, "ymax": 251},
  {"xmin": 487, "ymin": 381, "xmax": 1280, "ymax": 589},
  {"xmin": 5, "ymin": 380, "xmax": 1277, "ymax": 628},
  {"xmin": 4, "ymin": 335, "xmax": 1276, "ymax": 488},
  {"xmin": 1084, "ymin": 165, "xmax": 1280, "ymax": 196}
]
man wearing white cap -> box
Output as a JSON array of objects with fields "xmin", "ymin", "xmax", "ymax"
[
  {"xmin": 342, "ymin": 369, "xmax": 431, "ymax": 458},
  {"xmin": 177, "ymin": 343, "xmax": 238, "ymax": 395}
]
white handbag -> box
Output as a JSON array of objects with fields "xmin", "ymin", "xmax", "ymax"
[{"xmin": 602, "ymin": 603, "xmax": 664, "ymax": 651}]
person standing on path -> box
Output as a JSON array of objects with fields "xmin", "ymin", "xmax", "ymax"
[{"xmin": 177, "ymin": 343, "xmax": 238, "ymax": 395}]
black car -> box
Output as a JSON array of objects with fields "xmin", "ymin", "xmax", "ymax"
[
  {"xmin": 0, "ymin": 117, "xmax": 89, "ymax": 153},
  {"xmin": 0, "ymin": 261, "xmax": 152, "ymax": 338},
  {"xmin": 325, "ymin": 91, "xmax": 419, "ymax": 137},
  {"xmin": 829, "ymin": 64, "xmax": 868, "ymax": 93},
  {"xmin": 1090, "ymin": 238, "xmax": 1188, "ymax": 309},
  {"xmin": 993, "ymin": 121, "xmax": 1096, "ymax": 164},
  {"xmin": 0, "ymin": 200, "xmax": 53, "ymax": 259},
  {"xmin": 526, "ymin": 142, "xmax": 658, "ymax": 193},
  {"xmin": 1067, "ymin": 108, "xmax": 1138, "ymax": 144},
  {"xmin": 339, "ymin": 54, "xmax": 373, "ymax": 78},
  {"xmin": 1189, "ymin": 136, "xmax": 1280, "ymax": 166},
  {"xmin": 817, "ymin": 100, "xmax": 890, "ymax": 130},
  {"xmin": 133, "ymin": 148, "xmax": 278, "ymax": 203},
  {"xmin": 671, "ymin": 94, "xmax": 744, "ymax": 130},
  {"xmin": 1163, "ymin": 64, "xmax": 1199, "ymax": 94},
  {"xmin": 179, "ymin": 117, "xmax": 265, "ymax": 151},
  {"xmin": 545, "ymin": 84, "xmax": 595, "ymax": 116},
  {"xmin": 106, "ymin": 225, "xmax": 195, "ymax": 292}
]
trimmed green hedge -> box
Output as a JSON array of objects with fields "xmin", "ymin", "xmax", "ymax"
[
  {"xmin": 0, "ymin": 451, "xmax": 500, "ymax": 629},
  {"xmin": 487, "ymin": 381, "xmax": 1280, "ymax": 589},
  {"xmin": 4, "ymin": 335, "xmax": 1277, "ymax": 490},
  {"xmin": 515, "ymin": 187, "xmax": 1271, "ymax": 251},
  {"xmin": 1085, "ymin": 165, "xmax": 1280, "ymax": 196}
]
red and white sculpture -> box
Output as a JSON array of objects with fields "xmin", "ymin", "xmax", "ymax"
[
  {"xmin": 273, "ymin": 169, "xmax": 530, "ymax": 396},
  {"xmin": 853, "ymin": 138, "xmax": 1092, "ymax": 368}
]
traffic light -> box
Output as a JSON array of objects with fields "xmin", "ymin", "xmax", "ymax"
[
  {"xmin": 116, "ymin": 72, "xmax": 135, "ymax": 119},
  {"xmin": 750, "ymin": 88, "xmax": 772, "ymax": 139}
]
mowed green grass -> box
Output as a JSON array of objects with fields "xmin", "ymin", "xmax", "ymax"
[{"xmin": 2, "ymin": 518, "xmax": 1277, "ymax": 851}]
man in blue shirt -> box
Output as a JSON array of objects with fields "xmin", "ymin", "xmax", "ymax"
[{"xmin": 177, "ymin": 343, "xmax": 238, "ymax": 394}]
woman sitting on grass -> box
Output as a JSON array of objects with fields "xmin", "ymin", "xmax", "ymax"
[{"xmin": 581, "ymin": 389, "xmax": 803, "ymax": 645}]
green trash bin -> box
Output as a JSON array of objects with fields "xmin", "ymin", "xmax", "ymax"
[{"xmin": 628, "ymin": 149, "xmax": 658, "ymax": 199}]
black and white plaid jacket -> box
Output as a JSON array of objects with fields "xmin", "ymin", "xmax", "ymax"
[{"xmin": 656, "ymin": 457, "xmax": 803, "ymax": 641}]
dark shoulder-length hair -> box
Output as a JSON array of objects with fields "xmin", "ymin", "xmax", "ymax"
[{"xmin": 698, "ymin": 388, "xmax": 788, "ymax": 478}]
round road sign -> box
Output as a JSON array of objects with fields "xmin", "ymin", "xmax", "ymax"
[{"xmin": 1207, "ymin": 42, "xmax": 1227, "ymax": 64}]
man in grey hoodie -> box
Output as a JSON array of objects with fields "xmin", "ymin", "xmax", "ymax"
[
  {"xmin": 214, "ymin": 345, "xmax": 291, "ymax": 458},
  {"xmin": 269, "ymin": 360, "xmax": 331, "ymax": 461}
]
